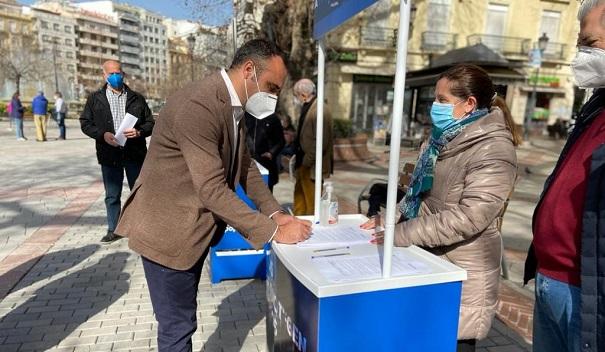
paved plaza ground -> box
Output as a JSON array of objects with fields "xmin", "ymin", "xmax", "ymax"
[{"xmin": 0, "ymin": 118, "xmax": 556, "ymax": 351}]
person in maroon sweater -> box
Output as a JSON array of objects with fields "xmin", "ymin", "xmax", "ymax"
[{"xmin": 524, "ymin": 2, "xmax": 605, "ymax": 351}]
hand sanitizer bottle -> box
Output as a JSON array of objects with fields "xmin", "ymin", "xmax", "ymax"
[{"xmin": 320, "ymin": 181, "xmax": 338, "ymax": 226}]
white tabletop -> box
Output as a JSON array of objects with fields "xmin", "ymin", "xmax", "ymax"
[{"xmin": 272, "ymin": 214, "xmax": 467, "ymax": 298}]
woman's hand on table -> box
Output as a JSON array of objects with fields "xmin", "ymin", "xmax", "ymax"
[
  {"xmin": 360, "ymin": 215, "xmax": 381, "ymax": 230},
  {"xmin": 361, "ymin": 215, "xmax": 385, "ymax": 244}
]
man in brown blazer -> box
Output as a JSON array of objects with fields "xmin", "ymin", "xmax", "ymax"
[{"xmin": 115, "ymin": 39, "xmax": 311, "ymax": 352}]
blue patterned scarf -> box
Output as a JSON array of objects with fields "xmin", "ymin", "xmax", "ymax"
[{"xmin": 399, "ymin": 108, "xmax": 489, "ymax": 219}]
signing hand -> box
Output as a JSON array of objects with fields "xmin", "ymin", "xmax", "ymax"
[
  {"xmin": 261, "ymin": 152, "xmax": 272, "ymax": 160},
  {"xmin": 123, "ymin": 128, "xmax": 140, "ymax": 139},
  {"xmin": 274, "ymin": 218, "xmax": 312, "ymax": 244},
  {"xmin": 104, "ymin": 132, "xmax": 120, "ymax": 147}
]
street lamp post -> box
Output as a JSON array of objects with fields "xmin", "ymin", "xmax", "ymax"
[
  {"xmin": 52, "ymin": 39, "xmax": 59, "ymax": 93},
  {"xmin": 187, "ymin": 34, "xmax": 195, "ymax": 82},
  {"xmin": 523, "ymin": 32, "xmax": 549, "ymax": 142}
]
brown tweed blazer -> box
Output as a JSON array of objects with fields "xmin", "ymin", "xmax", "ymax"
[{"xmin": 116, "ymin": 72, "xmax": 281, "ymax": 270}]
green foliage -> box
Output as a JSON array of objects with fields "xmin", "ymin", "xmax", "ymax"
[{"xmin": 333, "ymin": 119, "xmax": 354, "ymax": 138}]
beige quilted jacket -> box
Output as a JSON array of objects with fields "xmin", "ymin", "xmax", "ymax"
[{"xmin": 396, "ymin": 107, "xmax": 517, "ymax": 340}]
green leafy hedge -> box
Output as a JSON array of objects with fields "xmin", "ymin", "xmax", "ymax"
[{"xmin": 333, "ymin": 118, "xmax": 354, "ymax": 138}]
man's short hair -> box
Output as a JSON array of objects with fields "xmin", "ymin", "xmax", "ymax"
[
  {"xmin": 229, "ymin": 39, "xmax": 287, "ymax": 74},
  {"xmin": 578, "ymin": 0, "xmax": 605, "ymax": 22},
  {"xmin": 293, "ymin": 78, "xmax": 316, "ymax": 96}
]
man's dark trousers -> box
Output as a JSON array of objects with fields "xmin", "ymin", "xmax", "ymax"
[
  {"xmin": 101, "ymin": 162, "xmax": 142, "ymax": 232},
  {"xmin": 142, "ymin": 251, "xmax": 208, "ymax": 352}
]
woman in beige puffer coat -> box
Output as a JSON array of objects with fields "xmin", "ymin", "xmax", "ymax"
[{"xmin": 363, "ymin": 64, "xmax": 520, "ymax": 352}]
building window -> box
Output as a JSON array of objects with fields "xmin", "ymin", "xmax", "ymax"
[
  {"xmin": 65, "ymin": 25, "xmax": 71, "ymax": 33},
  {"xmin": 42, "ymin": 34, "xmax": 50, "ymax": 42},
  {"xmin": 540, "ymin": 11, "xmax": 560, "ymax": 42},
  {"xmin": 41, "ymin": 20, "xmax": 49, "ymax": 29},
  {"xmin": 54, "ymin": 23, "xmax": 60, "ymax": 31},
  {"xmin": 484, "ymin": 4, "xmax": 509, "ymax": 52},
  {"xmin": 66, "ymin": 52, "xmax": 74, "ymax": 59},
  {"xmin": 427, "ymin": 0, "xmax": 450, "ymax": 34},
  {"xmin": 9, "ymin": 21, "xmax": 16, "ymax": 33},
  {"xmin": 67, "ymin": 64, "xmax": 75, "ymax": 71}
]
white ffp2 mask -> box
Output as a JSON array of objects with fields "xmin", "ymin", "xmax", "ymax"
[
  {"xmin": 571, "ymin": 46, "xmax": 605, "ymax": 88},
  {"xmin": 244, "ymin": 66, "xmax": 278, "ymax": 120}
]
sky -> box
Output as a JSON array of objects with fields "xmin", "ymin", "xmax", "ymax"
[{"xmin": 19, "ymin": 0, "xmax": 232, "ymax": 26}]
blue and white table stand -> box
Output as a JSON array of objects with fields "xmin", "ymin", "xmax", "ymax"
[
  {"xmin": 266, "ymin": 214, "xmax": 467, "ymax": 352},
  {"xmin": 209, "ymin": 161, "xmax": 271, "ymax": 284}
]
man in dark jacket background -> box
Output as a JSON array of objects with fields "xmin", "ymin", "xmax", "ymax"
[
  {"xmin": 244, "ymin": 111, "xmax": 285, "ymax": 192},
  {"xmin": 524, "ymin": 2, "xmax": 605, "ymax": 351},
  {"xmin": 80, "ymin": 60, "xmax": 155, "ymax": 243}
]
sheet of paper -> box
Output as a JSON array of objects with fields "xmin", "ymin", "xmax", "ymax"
[
  {"xmin": 312, "ymin": 252, "xmax": 431, "ymax": 283},
  {"xmin": 297, "ymin": 225, "xmax": 373, "ymax": 248},
  {"xmin": 114, "ymin": 113, "xmax": 138, "ymax": 146}
]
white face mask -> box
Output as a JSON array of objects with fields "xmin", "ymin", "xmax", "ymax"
[
  {"xmin": 244, "ymin": 66, "xmax": 278, "ymax": 120},
  {"xmin": 571, "ymin": 46, "xmax": 605, "ymax": 88}
]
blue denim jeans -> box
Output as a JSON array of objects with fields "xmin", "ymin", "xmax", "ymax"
[
  {"xmin": 101, "ymin": 163, "xmax": 142, "ymax": 232},
  {"xmin": 13, "ymin": 118, "xmax": 23, "ymax": 139},
  {"xmin": 56, "ymin": 112, "xmax": 66, "ymax": 139},
  {"xmin": 533, "ymin": 273, "xmax": 581, "ymax": 352}
]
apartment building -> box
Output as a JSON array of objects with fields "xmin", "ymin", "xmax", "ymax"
[
  {"xmin": 0, "ymin": 0, "xmax": 34, "ymax": 48},
  {"xmin": 75, "ymin": 8, "xmax": 119, "ymax": 94},
  {"xmin": 140, "ymin": 9, "xmax": 167, "ymax": 98},
  {"xmin": 324, "ymin": 0, "xmax": 580, "ymax": 136},
  {"xmin": 34, "ymin": 1, "xmax": 119, "ymax": 94},
  {"xmin": 0, "ymin": 0, "xmax": 37, "ymax": 97},
  {"xmin": 29, "ymin": 5, "xmax": 78, "ymax": 99}
]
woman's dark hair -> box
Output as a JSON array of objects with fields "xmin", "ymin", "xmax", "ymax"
[
  {"xmin": 438, "ymin": 64, "xmax": 495, "ymax": 109},
  {"xmin": 492, "ymin": 96, "xmax": 522, "ymax": 146},
  {"xmin": 12, "ymin": 91, "xmax": 19, "ymax": 99}
]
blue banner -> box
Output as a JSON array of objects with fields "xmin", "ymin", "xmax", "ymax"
[{"xmin": 314, "ymin": 0, "xmax": 380, "ymax": 39}]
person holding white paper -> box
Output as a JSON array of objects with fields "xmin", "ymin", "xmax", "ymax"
[{"xmin": 80, "ymin": 60, "xmax": 155, "ymax": 244}]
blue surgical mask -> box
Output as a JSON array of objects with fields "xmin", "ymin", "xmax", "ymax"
[
  {"xmin": 107, "ymin": 73, "xmax": 124, "ymax": 90},
  {"xmin": 430, "ymin": 100, "xmax": 465, "ymax": 137}
]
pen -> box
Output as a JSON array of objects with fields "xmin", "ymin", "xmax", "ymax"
[
  {"xmin": 313, "ymin": 246, "xmax": 350, "ymax": 253},
  {"xmin": 311, "ymin": 252, "xmax": 350, "ymax": 259},
  {"xmin": 287, "ymin": 207, "xmax": 294, "ymax": 216}
]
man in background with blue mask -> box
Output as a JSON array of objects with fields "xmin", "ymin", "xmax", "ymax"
[
  {"xmin": 525, "ymin": 1, "xmax": 605, "ymax": 351},
  {"xmin": 80, "ymin": 60, "xmax": 155, "ymax": 244}
]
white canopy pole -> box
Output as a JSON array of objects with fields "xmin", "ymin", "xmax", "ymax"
[
  {"xmin": 314, "ymin": 40, "xmax": 326, "ymax": 223},
  {"xmin": 383, "ymin": 0, "xmax": 412, "ymax": 278}
]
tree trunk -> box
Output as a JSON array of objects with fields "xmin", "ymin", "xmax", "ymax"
[{"xmin": 15, "ymin": 74, "xmax": 21, "ymax": 94}]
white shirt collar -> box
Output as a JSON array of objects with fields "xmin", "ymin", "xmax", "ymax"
[{"xmin": 220, "ymin": 69, "xmax": 242, "ymax": 108}]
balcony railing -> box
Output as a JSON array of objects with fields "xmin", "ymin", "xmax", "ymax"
[
  {"xmin": 120, "ymin": 44, "xmax": 140, "ymax": 55},
  {"xmin": 542, "ymin": 42, "xmax": 568, "ymax": 61},
  {"xmin": 120, "ymin": 24, "xmax": 140, "ymax": 34},
  {"xmin": 79, "ymin": 37, "xmax": 118, "ymax": 50},
  {"xmin": 119, "ymin": 33, "xmax": 140, "ymax": 44},
  {"xmin": 467, "ymin": 34, "xmax": 531, "ymax": 57},
  {"xmin": 421, "ymin": 31, "xmax": 458, "ymax": 53},
  {"xmin": 359, "ymin": 26, "xmax": 397, "ymax": 48},
  {"xmin": 121, "ymin": 55, "xmax": 142, "ymax": 66}
]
